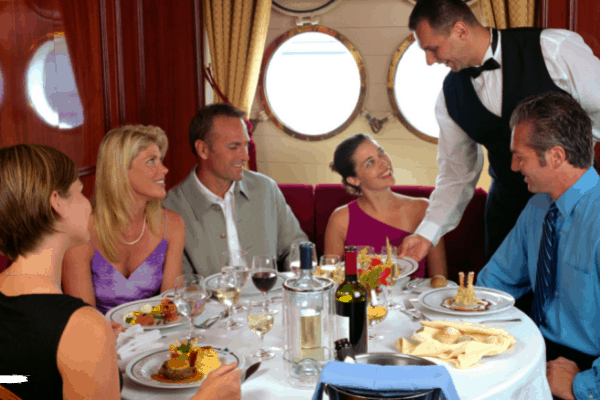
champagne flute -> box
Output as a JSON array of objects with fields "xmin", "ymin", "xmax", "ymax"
[
  {"xmin": 247, "ymin": 302, "xmax": 275, "ymax": 360},
  {"xmin": 221, "ymin": 250, "xmax": 249, "ymax": 313},
  {"xmin": 216, "ymin": 269, "xmax": 243, "ymax": 330},
  {"xmin": 288, "ymin": 242, "xmax": 317, "ymax": 276},
  {"xmin": 173, "ymin": 274, "xmax": 207, "ymax": 340},
  {"xmin": 367, "ymin": 285, "xmax": 389, "ymax": 341},
  {"xmin": 251, "ymin": 255, "xmax": 279, "ymax": 313},
  {"xmin": 380, "ymin": 245, "xmax": 401, "ymax": 309}
]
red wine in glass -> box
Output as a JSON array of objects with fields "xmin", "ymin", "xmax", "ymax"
[{"xmin": 252, "ymin": 271, "xmax": 278, "ymax": 293}]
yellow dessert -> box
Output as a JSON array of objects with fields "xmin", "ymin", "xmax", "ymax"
[
  {"xmin": 194, "ymin": 346, "xmax": 222, "ymax": 375},
  {"xmin": 447, "ymin": 272, "xmax": 484, "ymax": 307}
]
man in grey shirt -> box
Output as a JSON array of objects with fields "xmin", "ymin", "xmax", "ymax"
[{"xmin": 164, "ymin": 103, "xmax": 308, "ymax": 276}]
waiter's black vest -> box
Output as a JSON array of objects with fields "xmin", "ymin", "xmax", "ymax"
[{"xmin": 443, "ymin": 28, "xmax": 566, "ymax": 190}]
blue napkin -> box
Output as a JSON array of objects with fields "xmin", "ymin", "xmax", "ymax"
[{"xmin": 312, "ymin": 361, "xmax": 460, "ymax": 400}]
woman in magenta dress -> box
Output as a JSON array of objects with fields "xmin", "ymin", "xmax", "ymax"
[
  {"xmin": 63, "ymin": 125, "xmax": 186, "ymax": 317},
  {"xmin": 325, "ymin": 133, "xmax": 447, "ymax": 278}
]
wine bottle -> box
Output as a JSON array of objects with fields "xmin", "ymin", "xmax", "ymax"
[{"xmin": 335, "ymin": 246, "xmax": 368, "ymax": 355}]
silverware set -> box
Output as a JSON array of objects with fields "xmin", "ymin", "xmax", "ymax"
[{"xmin": 194, "ymin": 309, "xmax": 229, "ymax": 329}]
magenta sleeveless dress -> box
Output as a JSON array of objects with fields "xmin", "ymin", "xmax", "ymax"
[
  {"xmin": 91, "ymin": 215, "xmax": 168, "ymax": 314},
  {"xmin": 345, "ymin": 200, "xmax": 427, "ymax": 278}
]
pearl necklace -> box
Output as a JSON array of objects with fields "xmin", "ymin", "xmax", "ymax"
[
  {"xmin": 5, "ymin": 270, "xmax": 61, "ymax": 289},
  {"xmin": 123, "ymin": 214, "xmax": 146, "ymax": 245}
]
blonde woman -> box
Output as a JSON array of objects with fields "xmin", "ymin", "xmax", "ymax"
[{"xmin": 63, "ymin": 125, "xmax": 185, "ymax": 315}]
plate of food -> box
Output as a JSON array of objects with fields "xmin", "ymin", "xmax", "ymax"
[
  {"xmin": 407, "ymin": 276, "xmax": 459, "ymax": 294},
  {"xmin": 203, "ymin": 272, "xmax": 286, "ymax": 297},
  {"xmin": 417, "ymin": 272, "xmax": 515, "ymax": 316},
  {"xmin": 126, "ymin": 338, "xmax": 244, "ymax": 389},
  {"xmin": 106, "ymin": 298, "xmax": 190, "ymax": 330}
]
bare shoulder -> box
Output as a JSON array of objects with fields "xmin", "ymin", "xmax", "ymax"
[
  {"xmin": 328, "ymin": 204, "xmax": 350, "ymax": 227},
  {"xmin": 164, "ymin": 208, "xmax": 185, "ymax": 240},
  {"xmin": 65, "ymin": 241, "xmax": 95, "ymax": 263},
  {"xmin": 59, "ymin": 306, "xmax": 112, "ymax": 353}
]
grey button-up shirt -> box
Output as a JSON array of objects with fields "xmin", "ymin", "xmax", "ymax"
[{"xmin": 164, "ymin": 169, "xmax": 308, "ymax": 277}]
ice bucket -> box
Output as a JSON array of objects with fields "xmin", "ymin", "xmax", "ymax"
[{"xmin": 325, "ymin": 353, "xmax": 441, "ymax": 400}]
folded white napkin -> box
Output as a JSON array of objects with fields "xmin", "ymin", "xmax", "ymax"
[{"xmin": 116, "ymin": 325, "xmax": 163, "ymax": 370}]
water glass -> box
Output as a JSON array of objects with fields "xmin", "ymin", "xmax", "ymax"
[
  {"xmin": 380, "ymin": 245, "xmax": 401, "ymax": 309},
  {"xmin": 288, "ymin": 241, "xmax": 317, "ymax": 276},
  {"xmin": 221, "ymin": 250, "xmax": 249, "ymax": 313},
  {"xmin": 216, "ymin": 269, "xmax": 243, "ymax": 330},
  {"xmin": 317, "ymin": 255, "xmax": 343, "ymax": 284},
  {"xmin": 173, "ymin": 274, "xmax": 207, "ymax": 340}
]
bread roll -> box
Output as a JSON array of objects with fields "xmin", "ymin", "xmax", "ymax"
[{"xmin": 430, "ymin": 275, "xmax": 447, "ymax": 288}]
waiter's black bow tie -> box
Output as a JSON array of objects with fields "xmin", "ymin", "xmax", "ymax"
[{"xmin": 465, "ymin": 58, "xmax": 500, "ymax": 78}]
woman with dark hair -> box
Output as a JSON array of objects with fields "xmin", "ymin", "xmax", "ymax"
[
  {"xmin": 325, "ymin": 134, "xmax": 447, "ymax": 278},
  {"xmin": 0, "ymin": 144, "xmax": 241, "ymax": 400}
]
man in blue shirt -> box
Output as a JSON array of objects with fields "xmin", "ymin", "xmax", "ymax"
[{"xmin": 477, "ymin": 91, "xmax": 600, "ymax": 400}]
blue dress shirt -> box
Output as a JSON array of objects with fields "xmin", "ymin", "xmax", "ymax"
[{"xmin": 477, "ymin": 167, "xmax": 600, "ymax": 400}]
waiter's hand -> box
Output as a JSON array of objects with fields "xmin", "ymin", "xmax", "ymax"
[
  {"xmin": 547, "ymin": 357, "xmax": 579, "ymax": 400},
  {"xmin": 398, "ymin": 234, "xmax": 432, "ymax": 262}
]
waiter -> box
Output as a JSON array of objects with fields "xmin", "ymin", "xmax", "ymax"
[{"xmin": 398, "ymin": 0, "xmax": 600, "ymax": 264}]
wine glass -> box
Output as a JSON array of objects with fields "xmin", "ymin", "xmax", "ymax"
[
  {"xmin": 173, "ymin": 274, "xmax": 207, "ymax": 340},
  {"xmin": 247, "ymin": 302, "xmax": 275, "ymax": 360},
  {"xmin": 221, "ymin": 250, "xmax": 249, "ymax": 313},
  {"xmin": 216, "ymin": 269, "xmax": 243, "ymax": 330},
  {"xmin": 367, "ymin": 285, "xmax": 389, "ymax": 341},
  {"xmin": 288, "ymin": 242, "xmax": 317, "ymax": 276},
  {"xmin": 356, "ymin": 245, "xmax": 375, "ymax": 271},
  {"xmin": 380, "ymin": 245, "xmax": 400, "ymax": 309},
  {"xmin": 251, "ymin": 255, "xmax": 279, "ymax": 313},
  {"xmin": 317, "ymin": 255, "xmax": 343, "ymax": 284}
]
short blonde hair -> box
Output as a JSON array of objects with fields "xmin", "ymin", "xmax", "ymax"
[
  {"xmin": 0, "ymin": 144, "xmax": 78, "ymax": 259},
  {"xmin": 93, "ymin": 125, "xmax": 168, "ymax": 263}
]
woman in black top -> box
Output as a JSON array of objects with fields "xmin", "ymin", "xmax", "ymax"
[{"xmin": 0, "ymin": 144, "xmax": 241, "ymax": 400}]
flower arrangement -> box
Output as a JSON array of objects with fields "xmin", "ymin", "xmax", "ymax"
[{"xmin": 358, "ymin": 257, "xmax": 392, "ymax": 291}]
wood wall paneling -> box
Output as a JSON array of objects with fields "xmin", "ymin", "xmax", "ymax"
[{"xmin": 543, "ymin": 0, "xmax": 600, "ymax": 163}]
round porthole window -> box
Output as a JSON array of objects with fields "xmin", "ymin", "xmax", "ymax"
[
  {"xmin": 26, "ymin": 33, "xmax": 84, "ymax": 129},
  {"xmin": 258, "ymin": 25, "xmax": 366, "ymax": 141},
  {"xmin": 388, "ymin": 34, "xmax": 450, "ymax": 144}
]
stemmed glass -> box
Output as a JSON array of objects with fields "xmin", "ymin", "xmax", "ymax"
[
  {"xmin": 251, "ymin": 255, "xmax": 279, "ymax": 313},
  {"xmin": 173, "ymin": 274, "xmax": 207, "ymax": 340},
  {"xmin": 356, "ymin": 245, "xmax": 375, "ymax": 271},
  {"xmin": 380, "ymin": 245, "xmax": 401, "ymax": 309},
  {"xmin": 318, "ymin": 255, "xmax": 343, "ymax": 284},
  {"xmin": 288, "ymin": 242, "xmax": 317, "ymax": 276},
  {"xmin": 367, "ymin": 285, "xmax": 389, "ymax": 342},
  {"xmin": 216, "ymin": 269, "xmax": 243, "ymax": 330},
  {"xmin": 247, "ymin": 302, "xmax": 275, "ymax": 360},
  {"xmin": 221, "ymin": 250, "xmax": 249, "ymax": 313}
]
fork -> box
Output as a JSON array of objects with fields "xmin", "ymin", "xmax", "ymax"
[{"xmin": 194, "ymin": 309, "xmax": 228, "ymax": 329}]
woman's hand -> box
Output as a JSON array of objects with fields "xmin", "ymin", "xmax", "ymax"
[{"xmin": 191, "ymin": 363, "xmax": 242, "ymax": 400}]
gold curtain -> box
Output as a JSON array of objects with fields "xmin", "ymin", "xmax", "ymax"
[
  {"xmin": 204, "ymin": 0, "xmax": 272, "ymax": 114},
  {"xmin": 480, "ymin": 0, "xmax": 536, "ymax": 29}
]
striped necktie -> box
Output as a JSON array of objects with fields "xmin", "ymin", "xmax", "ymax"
[{"xmin": 531, "ymin": 203, "xmax": 559, "ymax": 326}]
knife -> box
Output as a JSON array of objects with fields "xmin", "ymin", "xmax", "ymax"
[
  {"xmin": 241, "ymin": 362, "xmax": 261, "ymax": 383},
  {"xmin": 194, "ymin": 309, "xmax": 229, "ymax": 329}
]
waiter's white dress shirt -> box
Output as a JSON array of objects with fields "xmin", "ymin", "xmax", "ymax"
[
  {"xmin": 193, "ymin": 169, "xmax": 242, "ymax": 260},
  {"xmin": 417, "ymin": 29, "xmax": 600, "ymax": 246}
]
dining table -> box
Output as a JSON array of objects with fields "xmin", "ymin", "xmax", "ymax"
[{"xmin": 118, "ymin": 275, "xmax": 552, "ymax": 400}]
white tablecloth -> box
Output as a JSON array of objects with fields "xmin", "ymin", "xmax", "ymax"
[{"xmin": 119, "ymin": 289, "xmax": 552, "ymax": 400}]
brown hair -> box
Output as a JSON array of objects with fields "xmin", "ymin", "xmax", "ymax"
[
  {"xmin": 509, "ymin": 91, "xmax": 594, "ymax": 169},
  {"xmin": 330, "ymin": 133, "xmax": 372, "ymax": 196},
  {"xmin": 189, "ymin": 103, "xmax": 247, "ymax": 156},
  {"xmin": 0, "ymin": 144, "xmax": 78, "ymax": 259},
  {"xmin": 408, "ymin": 0, "xmax": 480, "ymax": 34}
]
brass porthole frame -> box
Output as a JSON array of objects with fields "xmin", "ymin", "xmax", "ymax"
[
  {"xmin": 387, "ymin": 34, "xmax": 439, "ymax": 145},
  {"xmin": 257, "ymin": 24, "xmax": 367, "ymax": 142}
]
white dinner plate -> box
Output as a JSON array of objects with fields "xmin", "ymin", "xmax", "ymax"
[
  {"xmin": 417, "ymin": 287, "xmax": 515, "ymax": 317},
  {"xmin": 106, "ymin": 298, "xmax": 190, "ymax": 330},
  {"xmin": 408, "ymin": 278, "xmax": 458, "ymax": 294},
  {"xmin": 203, "ymin": 272, "xmax": 285, "ymax": 297},
  {"xmin": 396, "ymin": 257, "xmax": 419, "ymax": 279},
  {"xmin": 126, "ymin": 347, "xmax": 244, "ymax": 389}
]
